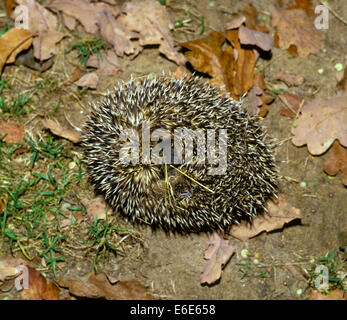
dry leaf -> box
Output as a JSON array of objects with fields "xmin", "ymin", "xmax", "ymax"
[
  {"xmin": 14, "ymin": 0, "xmax": 64, "ymax": 61},
  {"xmin": 58, "ymin": 272, "xmax": 152, "ymax": 299},
  {"xmin": 0, "ymin": 28, "xmax": 33, "ymax": 72},
  {"xmin": 0, "ymin": 193, "xmax": 8, "ymax": 213},
  {"xmin": 69, "ymin": 67, "xmax": 83, "ymax": 83},
  {"xmin": 4, "ymin": 0, "xmax": 17, "ymax": 16},
  {"xmin": 14, "ymin": 47, "xmax": 54, "ymax": 72},
  {"xmin": 238, "ymin": 25, "xmax": 274, "ymax": 52},
  {"xmin": 309, "ymin": 289, "xmax": 347, "ymax": 300},
  {"xmin": 42, "ymin": 119, "xmax": 82, "ymax": 143},
  {"xmin": 291, "ymin": 95, "xmax": 347, "ymax": 155},
  {"xmin": 226, "ymin": 29, "xmax": 256, "ymax": 97},
  {"xmin": 181, "ymin": 31, "xmax": 234, "ymax": 94},
  {"xmin": 81, "ymin": 196, "xmax": 113, "ymax": 221},
  {"xmin": 118, "ymin": 0, "xmax": 185, "ymax": 65},
  {"xmin": 269, "ymin": 4, "xmax": 323, "ymax": 57},
  {"xmin": 271, "ymin": 71, "xmax": 305, "ymax": 86},
  {"xmin": 226, "ymin": 14, "xmax": 246, "ymax": 29},
  {"xmin": 278, "ymin": 94, "xmax": 303, "ymax": 118},
  {"xmin": 200, "ymin": 232, "xmax": 235, "ymax": 285},
  {"xmin": 323, "ymin": 140, "xmax": 347, "ymax": 185},
  {"xmin": 251, "ymin": 71, "xmax": 274, "ymax": 117},
  {"xmin": 62, "ymin": 13, "xmax": 77, "ymax": 30},
  {"xmin": 229, "ymin": 194, "xmax": 303, "ymax": 242},
  {"xmin": 86, "ymin": 50, "xmax": 121, "ymax": 76},
  {"xmin": 0, "ymin": 257, "xmax": 25, "ymax": 285},
  {"xmin": 337, "ymin": 66, "xmax": 347, "ymax": 92},
  {"xmin": 50, "ymin": 0, "xmax": 119, "ymax": 33},
  {"xmin": 97, "ymin": 12, "xmax": 139, "ymax": 57},
  {"xmin": 287, "ymin": 0, "xmax": 315, "ymax": 18},
  {"xmin": 74, "ymin": 72, "xmax": 99, "ymax": 89},
  {"xmin": 19, "ymin": 265, "xmax": 60, "ymax": 300},
  {"xmin": 0, "ymin": 120, "xmax": 25, "ymax": 143},
  {"xmin": 242, "ymin": 3, "xmax": 269, "ymax": 33}
]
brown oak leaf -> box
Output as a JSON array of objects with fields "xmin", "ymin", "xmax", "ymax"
[
  {"xmin": 0, "ymin": 28, "xmax": 33, "ymax": 72},
  {"xmin": 118, "ymin": 0, "xmax": 185, "ymax": 65},
  {"xmin": 229, "ymin": 194, "xmax": 302, "ymax": 242},
  {"xmin": 323, "ymin": 140, "xmax": 347, "ymax": 186},
  {"xmin": 181, "ymin": 31, "xmax": 234, "ymax": 94},
  {"xmin": 269, "ymin": 4, "xmax": 323, "ymax": 57},
  {"xmin": 0, "ymin": 120, "xmax": 25, "ymax": 143},
  {"xmin": 292, "ymin": 95, "xmax": 347, "ymax": 155},
  {"xmin": 200, "ymin": 232, "xmax": 235, "ymax": 285},
  {"xmin": 58, "ymin": 272, "xmax": 152, "ymax": 299}
]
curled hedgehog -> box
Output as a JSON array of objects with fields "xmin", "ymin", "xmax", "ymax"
[{"xmin": 81, "ymin": 75, "xmax": 278, "ymax": 232}]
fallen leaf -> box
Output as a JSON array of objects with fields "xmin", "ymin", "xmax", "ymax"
[
  {"xmin": 4, "ymin": 0, "xmax": 17, "ymax": 16},
  {"xmin": 0, "ymin": 257, "xmax": 24, "ymax": 285},
  {"xmin": 58, "ymin": 272, "xmax": 152, "ymax": 299},
  {"xmin": 226, "ymin": 29, "xmax": 256, "ymax": 97},
  {"xmin": 229, "ymin": 194, "xmax": 303, "ymax": 242},
  {"xmin": 69, "ymin": 66, "xmax": 83, "ymax": 83},
  {"xmin": 14, "ymin": 0, "xmax": 64, "ymax": 60},
  {"xmin": 251, "ymin": 71, "xmax": 274, "ymax": 116},
  {"xmin": 0, "ymin": 28, "xmax": 33, "ymax": 72},
  {"xmin": 19, "ymin": 265, "xmax": 60, "ymax": 300},
  {"xmin": 118, "ymin": 0, "xmax": 185, "ymax": 65},
  {"xmin": 87, "ymin": 50, "xmax": 121, "ymax": 76},
  {"xmin": 62, "ymin": 13, "xmax": 77, "ymax": 30},
  {"xmin": 81, "ymin": 196, "xmax": 113, "ymax": 221},
  {"xmin": 238, "ymin": 25, "xmax": 274, "ymax": 51},
  {"xmin": 50, "ymin": 0, "xmax": 119, "ymax": 34},
  {"xmin": 14, "ymin": 47, "xmax": 54, "ymax": 72},
  {"xmin": 291, "ymin": 95, "xmax": 347, "ymax": 155},
  {"xmin": 278, "ymin": 94, "xmax": 303, "ymax": 118},
  {"xmin": 269, "ymin": 3, "xmax": 323, "ymax": 57},
  {"xmin": 200, "ymin": 232, "xmax": 235, "ymax": 285},
  {"xmin": 74, "ymin": 72, "xmax": 99, "ymax": 89},
  {"xmin": 226, "ymin": 14, "xmax": 246, "ymax": 30},
  {"xmin": 271, "ymin": 71, "xmax": 305, "ymax": 86},
  {"xmin": 287, "ymin": 0, "xmax": 315, "ymax": 18},
  {"xmin": 97, "ymin": 12, "xmax": 140, "ymax": 57},
  {"xmin": 323, "ymin": 140, "xmax": 347, "ymax": 185},
  {"xmin": 42, "ymin": 119, "xmax": 82, "ymax": 143},
  {"xmin": 309, "ymin": 289, "xmax": 346, "ymax": 300},
  {"xmin": 337, "ymin": 66, "xmax": 347, "ymax": 92},
  {"xmin": 242, "ymin": 3, "xmax": 269, "ymax": 33},
  {"xmin": 0, "ymin": 193, "xmax": 8, "ymax": 213},
  {"xmin": 0, "ymin": 120, "xmax": 25, "ymax": 143},
  {"xmin": 181, "ymin": 31, "xmax": 234, "ymax": 94}
]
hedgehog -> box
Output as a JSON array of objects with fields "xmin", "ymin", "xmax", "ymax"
[{"xmin": 81, "ymin": 75, "xmax": 278, "ymax": 232}]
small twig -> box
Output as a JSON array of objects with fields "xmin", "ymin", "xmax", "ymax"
[
  {"xmin": 320, "ymin": 1, "xmax": 347, "ymax": 25},
  {"xmin": 295, "ymin": 99, "xmax": 305, "ymax": 119},
  {"xmin": 280, "ymin": 175, "xmax": 300, "ymax": 183},
  {"xmin": 169, "ymin": 164, "xmax": 214, "ymax": 193},
  {"xmin": 302, "ymin": 194, "xmax": 319, "ymax": 198},
  {"xmin": 278, "ymin": 94, "xmax": 297, "ymax": 116}
]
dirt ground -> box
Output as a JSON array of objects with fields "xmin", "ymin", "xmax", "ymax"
[{"xmin": 0, "ymin": 0, "xmax": 346, "ymax": 300}]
